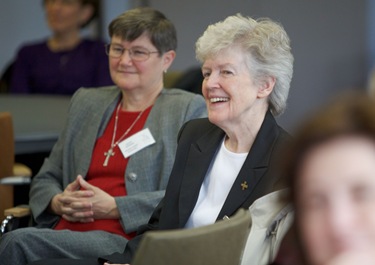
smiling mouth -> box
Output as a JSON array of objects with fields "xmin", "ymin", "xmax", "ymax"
[
  {"xmin": 118, "ymin": 70, "xmax": 136, "ymax": 74},
  {"xmin": 210, "ymin": 97, "xmax": 229, "ymax": 103}
]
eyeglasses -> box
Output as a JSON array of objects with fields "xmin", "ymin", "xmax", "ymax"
[{"xmin": 105, "ymin": 44, "xmax": 159, "ymax": 62}]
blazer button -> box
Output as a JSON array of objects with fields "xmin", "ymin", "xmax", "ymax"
[{"xmin": 127, "ymin": 172, "xmax": 137, "ymax": 182}]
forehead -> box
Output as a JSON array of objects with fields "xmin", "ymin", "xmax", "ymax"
[
  {"xmin": 297, "ymin": 136, "xmax": 375, "ymax": 194},
  {"xmin": 202, "ymin": 45, "xmax": 248, "ymax": 68},
  {"xmin": 111, "ymin": 34, "xmax": 154, "ymax": 48}
]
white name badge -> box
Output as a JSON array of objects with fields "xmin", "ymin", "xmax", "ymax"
[{"xmin": 118, "ymin": 128, "xmax": 156, "ymax": 158}]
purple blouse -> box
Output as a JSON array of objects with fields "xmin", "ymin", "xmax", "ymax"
[{"xmin": 10, "ymin": 39, "xmax": 113, "ymax": 95}]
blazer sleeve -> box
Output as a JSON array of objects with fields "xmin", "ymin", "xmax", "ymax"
[{"xmin": 29, "ymin": 88, "xmax": 118, "ymax": 226}]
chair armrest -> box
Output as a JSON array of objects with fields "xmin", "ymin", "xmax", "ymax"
[
  {"xmin": 4, "ymin": 205, "xmax": 31, "ymax": 218},
  {"xmin": 0, "ymin": 176, "xmax": 31, "ymax": 185},
  {"xmin": 1, "ymin": 205, "xmax": 31, "ymax": 236}
]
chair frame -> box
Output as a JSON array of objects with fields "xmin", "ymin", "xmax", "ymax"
[{"xmin": 0, "ymin": 112, "xmax": 32, "ymax": 235}]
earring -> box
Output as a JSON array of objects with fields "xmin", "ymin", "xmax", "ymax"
[{"xmin": 164, "ymin": 69, "xmax": 167, "ymax": 74}]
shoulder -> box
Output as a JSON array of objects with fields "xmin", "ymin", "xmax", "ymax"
[
  {"xmin": 160, "ymin": 88, "xmax": 202, "ymax": 98},
  {"xmin": 153, "ymin": 89, "xmax": 206, "ymax": 120},
  {"xmin": 72, "ymin": 85, "xmax": 119, "ymax": 99},
  {"xmin": 70, "ymin": 86, "xmax": 119, "ymax": 109},
  {"xmin": 17, "ymin": 40, "xmax": 48, "ymax": 55},
  {"xmin": 158, "ymin": 88, "xmax": 205, "ymax": 105}
]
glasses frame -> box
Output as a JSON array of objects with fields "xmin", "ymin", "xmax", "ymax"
[{"xmin": 105, "ymin": 44, "xmax": 160, "ymax": 62}]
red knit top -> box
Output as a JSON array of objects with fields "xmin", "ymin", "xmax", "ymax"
[{"xmin": 54, "ymin": 103, "xmax": 153, "ymax": 240}]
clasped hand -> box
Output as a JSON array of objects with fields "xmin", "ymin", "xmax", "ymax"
[{"xmin": 50, "ymin": 175, "xmax": 118, "ymax": 223}]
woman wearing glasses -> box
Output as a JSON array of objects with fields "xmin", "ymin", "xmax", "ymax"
[
  {"xmin": 9, "ymin": 0, "xmax": 113, "ymax": 95},
  {"xmin": 0, "ymin": 7, "xmax": 206, "ymax": 265}
]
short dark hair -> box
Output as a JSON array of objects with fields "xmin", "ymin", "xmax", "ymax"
[
  {"xmin": 108, "ymin": 7, "xmax": 177, "ymax": 54},
  {"xmin": 80, "ymin": 0, "xmax": 100, "ymax": 27},
  {"xmin": 42, "ymin": 0, "xmax": 100, "ymax": 28}
]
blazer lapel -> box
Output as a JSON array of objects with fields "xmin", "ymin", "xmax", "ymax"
[
  {"xmin": 178, "ymin": 125, "xmax": 225, "ymax": 225},
  {"xmin": 76, "ymin": 88, "xmax": 121, "ymax": 175},
  {"xmin": 218, "ymin": 112, "xmax": 281, "ymax": 219}
]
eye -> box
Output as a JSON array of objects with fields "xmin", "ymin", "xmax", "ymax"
[
  {"xmin": 132, "ymin": 49, "xmax": 148, "ymax": 56},
  {"xmin": 111, "ymin": 46, "xmax": 124, "ymax": 54},
  {"xmin": 202, "ymin": 71, "xmax": 211, "ymax": 78},
  {"xmin": 352, "ymin": 184, "xmax": 375, "ymax": 203},
  {"xmin": 220, "ymin": 70, "xmax": 233, "ymax": 76}
]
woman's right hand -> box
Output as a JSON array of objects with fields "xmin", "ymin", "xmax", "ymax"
[{"xmin": 49, "ymin": 175, "xmax": 95, "ymax": 222}]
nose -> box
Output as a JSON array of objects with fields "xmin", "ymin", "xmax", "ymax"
[
  {"xmin": 118, "ymin": 49, "xmax": 133, "ymax": 64},
  {"xmin": 203, "ymin": 73, "xmax": 219, "ymax": 90}
]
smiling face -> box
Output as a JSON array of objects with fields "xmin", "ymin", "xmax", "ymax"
[
  {"xmin": 108, "ymin": 34, "xmax": 175, "ymax": 94},
  {"xmin": 201, "ymin": 45, "xmax": 273, "ymax": 132},
  {"xmin": 296, "ymin": 136, "xmax": 375, "ymax": 265}
]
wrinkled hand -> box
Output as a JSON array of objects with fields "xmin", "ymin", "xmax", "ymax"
[{"xmin": 50, "ymin": 175, "xmax": 119, "ymax": 223}]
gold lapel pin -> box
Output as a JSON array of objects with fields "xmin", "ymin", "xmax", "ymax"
[{"xmin": 241, "ymin": 181, "xmax": 248, "ymax": 191}]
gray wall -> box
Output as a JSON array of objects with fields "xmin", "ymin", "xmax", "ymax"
[
  {"xmin": 0, "ymin": 0, "xmax": 370, "ymax": 131},
  {"xmin": 0, "ymin": 2, "xmax": 48, "ymax": 73}
]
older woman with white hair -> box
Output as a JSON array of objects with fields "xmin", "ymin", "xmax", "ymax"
[{"xmin": 29, "ymin": 13, "xmax": 294, "ymax": 265}]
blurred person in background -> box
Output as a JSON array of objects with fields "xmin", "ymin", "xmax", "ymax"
[
  {"xmin": 274, "ymin": 91, "xmax": 375, "ymax": 265},
  {"xmin": 8, "ymin": 0, "xmax": 112, "ymax": 95}
]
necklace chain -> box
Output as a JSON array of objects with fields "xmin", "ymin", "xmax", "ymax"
[{"xmin": 103, "ymin": 100, "xmax": 145, "ymax": 166}]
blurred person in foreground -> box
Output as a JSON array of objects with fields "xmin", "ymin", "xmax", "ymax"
[
  {"xmin": 9, "ymin": 0, "xmax": 112, "ymax": 95},
  {"xmin": 0, "ymin": 7, "xmax": 206, "ymax": 265},
  {"xmin": 273, "ymin": 91, "xmax": 375, "ymax": 265},
  {"xmin": 29, "ymin": 12, "xmax": 294, "ymax": 265}
]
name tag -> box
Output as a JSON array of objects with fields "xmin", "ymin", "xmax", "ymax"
[{"xmin": 118, "ymin": 128, "xmax": 156, "ymax": 158}]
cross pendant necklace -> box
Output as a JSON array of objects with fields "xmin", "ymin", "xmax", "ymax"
[
  {"xmin": 103, "ymin": 100, "xmax": 145, "ymax": 167},
  {"xmin": 103, "ymin": 148, "xmax": 115, "ymax": 167}
]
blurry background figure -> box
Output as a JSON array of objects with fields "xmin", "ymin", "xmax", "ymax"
[
  {"xmin": 7, "ymin": 0, "xmax": 112, "ymax": 95},
  {"xmin": 275, "ymin": 91, "xmax": 375, "ymax": 265}
]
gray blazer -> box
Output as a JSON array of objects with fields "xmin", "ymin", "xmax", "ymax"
[{"xmin": 29, "ymin": 86, "xmax": 207, "ymax": 234}]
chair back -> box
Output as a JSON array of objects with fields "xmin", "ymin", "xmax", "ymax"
[
  {"xmin": 0, "ymin": 112, "xmax": 15, "ymax": 220},
  {"xmin": 132, "ymin": 208, "xmax": 251, "ymax": 265}
]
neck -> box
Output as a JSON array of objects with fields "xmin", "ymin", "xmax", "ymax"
[
  {"xmin": 224, "ymin": 110, "xmax": 267, "ymax": 153},
  {"xmin": 121, "ymin": 87, "xmax": 162, "ymax": 111},
  {"xmin": 48, "ymin": 31, "xmax": 81, "ymax": 51}
]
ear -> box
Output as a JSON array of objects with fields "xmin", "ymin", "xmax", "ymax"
[
  {"xmin": 79, "ymin": 5, "xmax": 94, "ymax": 26},
  {"xmin": 162, "ymin": 50, "xmax": 176, "ymax": 71},
  {"xmin": 257, "ymin": 76, "xmax": 276, "ymax": 99}
]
